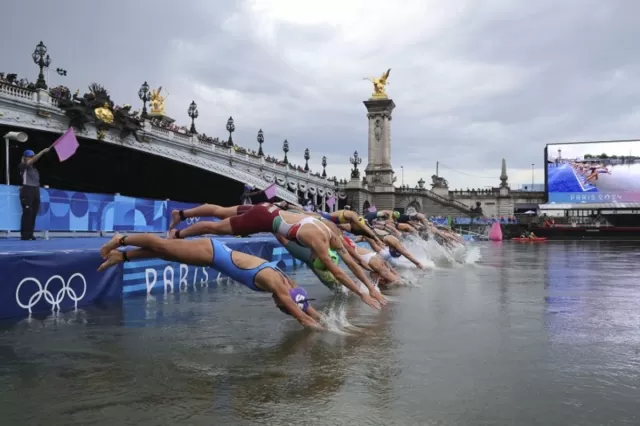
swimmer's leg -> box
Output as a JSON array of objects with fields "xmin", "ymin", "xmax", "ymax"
[
  {"xmin": 170, "ymin": 218, "xmax": 235, "ymax": 239},
  {"xmin": 100, "ymin": 233, "xmax": 213, "ymax": 265},
  {"xmin": 169, "ymin": 204, "xmax": 240, "ymax": 230}
]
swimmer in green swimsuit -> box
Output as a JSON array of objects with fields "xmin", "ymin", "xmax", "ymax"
[{"xmin": 276, "ymin": 235, "xmax": 341, "ymax": 291}]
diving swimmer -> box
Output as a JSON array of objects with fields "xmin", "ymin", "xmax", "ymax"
[
  {"xmin": 341, "ymin": 235, "xmax": 402, "ymax": 284},
  {"xmin": 274, "ymin": 202, "xmax": 384, "ymax": 245},
  {"xmin": 168, "ymin": 203, "xmax": 386, "ymax": 309},
  {"xmin": 359, "ymin": 227, "xmax": 425, "ymax": 269},
  {"xmin": 275, "ymin": 235, "xmax": 342, "ymax": 291},
  {"xmin": 98, "ymin": 233, "xmax": 324, "ymax": 330}
]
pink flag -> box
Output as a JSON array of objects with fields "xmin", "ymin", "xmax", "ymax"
[
  {"xmin": 52, "ymin": 128, "xmax": 79, "ymax": 162},
  {"xmin": 326, "ymin": 196, "xmax": 336, "ymax": 208},
  {"xmin": 368, "ymin": 205, "xmax": 377, "ymax": 213},
  {"xmin": 263, "ymin": 183, "xmax": 277, "ymax": 200}
]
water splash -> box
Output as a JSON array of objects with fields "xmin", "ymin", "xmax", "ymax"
[
  {"xmin": 319, "ymin": 295, "xmax": 357, "ymax": 335},
  {"xmin": 398, "ymin": 234, "xmax": 482, "ymax": 268}
]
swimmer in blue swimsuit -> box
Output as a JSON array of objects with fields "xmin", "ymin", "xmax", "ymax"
[{"xmin": 98, "ymin": 233, "xmax": 324, "ymax": 330}]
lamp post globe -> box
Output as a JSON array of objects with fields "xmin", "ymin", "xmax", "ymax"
[
  {"xmin": 282, "ymin": 139, "xmax": 289, "ymax": 164},
  {"xmin": 226, "ymin": 116, "xmax": 235, "ymax": 146},
  {"xmin": 32, "ymin": 41, "xmax": 52, "ymax": 90},
  {"xmin": 304, "ymin": 148, "xmax": 310, "ymax": 171},
  {"xmin": 138, "ymin": 81, "xmax": 151, "ymax": 118},
  {"xmin": 257, "ymin": 129, "xmax": 265, "ymax": 156},
  {"xmin": 188, "ymin": 101, "xmax": 199, "ymax": 134}
]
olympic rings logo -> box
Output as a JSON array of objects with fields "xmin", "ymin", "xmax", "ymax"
[
  {"xmin": 185, "ymin": 217, "xmax": 200, "ymax": 225},
  {"xmin": 15, "ymin": 273, "xmax": 87, "ymax": 314}
]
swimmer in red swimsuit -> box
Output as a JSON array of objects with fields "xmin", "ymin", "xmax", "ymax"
[
  {"xmin": 168, "ymin": 203, "xmax": 386, "ymax": 310},
  {"xmin": 98, "ymin": 233, "xmax": 324, "ymax": 330}
]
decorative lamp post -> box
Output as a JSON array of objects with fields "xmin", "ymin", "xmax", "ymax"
[
  {"xmin": 226, "ymin": 116, "xmax": 235, "ymax": 146},
  {"xmin": 322, "ymin": 156, "xmax": 327, "ymax": 177},
  {"xmin": 188, "ymin": 101, "xmax": 199, "ymax": 134},
  {"xmin": 350, "ymin": 150, "xmax": 362, "ymax": 179},
  {"xmin": 304, "ymin": 148, "xmax": 310, "ymax": 172},
  {"xmin": 257, "ymin": 129, "xmax": 265, "ymax": 156},
  {"xmin": 32, "ymin": 41, "xmax": 51, "ymax": 90},
  {"xmin": 418, "ymin": 178, "xmax": 425, "ymax": 189},
  {"xmin": 283, "ymin": 139, "xmax": 290, "ymax": 164},
  {"xmin": 138, "ymin": 81, "xmax": 151, "ymax": 118}
]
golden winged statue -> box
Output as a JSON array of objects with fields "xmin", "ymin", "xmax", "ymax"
[
  {"xmin": 149, "ymin": 86, "xmax": 166, "ymax": 115},
  {"xmin": 364, "ymin": 68, "xmax": 391, "ymax": 99}
]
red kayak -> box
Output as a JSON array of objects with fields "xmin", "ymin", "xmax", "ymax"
[{"xmin": 512, "ymin": 237, "xmax": 547, "ymax": 242}]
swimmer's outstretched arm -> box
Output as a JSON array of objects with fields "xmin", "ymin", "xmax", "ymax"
[
  {"xmin": 389, "ymin": 240, "xmax": 424, "ymax": 269},
  {"xmin": 271, "ymin": 287, "xmax": 323, "ymax": 330},
  {"xmin": 373, "ymin": 259, "xmax": 400, "ymax": 283},
  {"xmin": 308, "ymin": 240, "xmax": 382, "ymax": 310},
  {"xmin": 330, "ymin": 242, "xmax": 386, "ymax": 305},
  {"xmin": 383, "ymin": 224, "xmax": 402, "ymax": 237},
  {"xmin": 363, "ymin": 236, "xmax": 384, "ymax": 252}
]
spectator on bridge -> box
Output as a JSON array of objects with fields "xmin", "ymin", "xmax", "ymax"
[{"xmin": 18, "ymin": 147, "xmax": 50, "ymax": 240}]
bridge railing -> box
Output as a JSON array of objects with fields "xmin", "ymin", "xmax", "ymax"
[{"xmin": 0, "ymin": 82, "xmax": 334, "ymax": 189}]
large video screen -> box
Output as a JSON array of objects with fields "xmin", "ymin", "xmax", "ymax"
[{"xmin": 546, "ymin": 140, "xmax": 640, "ymax": 203}]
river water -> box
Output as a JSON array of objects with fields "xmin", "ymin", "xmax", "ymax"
[{"xmin": 1, "ymin": 241, "xmax": 639, "ymax": 425}]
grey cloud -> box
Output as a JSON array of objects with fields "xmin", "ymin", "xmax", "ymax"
[{"xmin": 2, "ymin": 1, "xmax": 640, "ymax": 185}]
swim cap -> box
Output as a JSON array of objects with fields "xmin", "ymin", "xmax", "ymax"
[
  {"xmin": 312, "ymin": 249, "xmax": 340, "ymax": 270},
  {"xmin": 342, "ymin": 235, "xmax": 357, "ymax": 250},
  {"xmin": 23, "ymin": 150, "xmax": 35, "ymax": 158},
  {"xmin": 393, "ymin": 211, "xmax": 400, "ymax": 220},
  {"xmin": 278, "ymin": 287, "xmax": 314, "ymax": 315},
  {"xmin": 389, "ymin": 247, "xmax": 401, "ymax": 258}
]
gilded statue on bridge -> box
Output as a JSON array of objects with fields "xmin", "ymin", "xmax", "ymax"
[
  {"xmin": 149, "ymin": 86, "xmax": 167, "ymax": 115},
  {"xmin": 363, "ymin": 68, "xmax": 391, "ymax": 99}
]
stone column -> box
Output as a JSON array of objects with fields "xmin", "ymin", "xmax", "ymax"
[{"xmin": 363, "ymin": 98, "xmax": 396, "ymax": 192}]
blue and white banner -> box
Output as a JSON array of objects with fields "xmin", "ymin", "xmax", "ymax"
[{"xmin": 1, "ymin": 251, "xmax": 123, "ymax": 319}]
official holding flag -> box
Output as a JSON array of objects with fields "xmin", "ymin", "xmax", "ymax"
[
  {"xmin": 18, "ymin": 147, "xmax": 49, "ymax": 240},
  {"xmin": 18, "ymin": 127, "xmax": 79, "ymax": 241}
]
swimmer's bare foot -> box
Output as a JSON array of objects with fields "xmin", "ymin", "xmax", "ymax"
[
  {"xmin": 100, "ymin": 233, "xmax": 123, "ymax": 258},
  {"xmin": 168, "ymin": 210, "xmax": 182, "ymax": 230},
  {"xmin": 98, "ymin": 250, "xmax": 124, "ymax": 272}
]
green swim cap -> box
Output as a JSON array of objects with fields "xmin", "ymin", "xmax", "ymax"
[
  {"xmin": 312, "ymin": 249, "xmax": 340, "ymax": 270},
  {"xmin": 393, "ymin": 211, "xmax": 400, "ymax": 220}
]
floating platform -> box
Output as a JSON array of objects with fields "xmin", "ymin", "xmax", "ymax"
[{"xmin": 0, "ymin": 235, "xmax": 294, "ymax": 320}]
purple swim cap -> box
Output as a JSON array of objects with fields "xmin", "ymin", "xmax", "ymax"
[
  {"xmin": 289, "ymin": 287, "xmax": 311, "ymax": 313},
  {"xmin": 278, "ymin": 287, "xmax": 314, "ymax": 315}
]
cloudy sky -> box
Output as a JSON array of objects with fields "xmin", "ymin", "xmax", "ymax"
[
  {"xmin": 549, "ymin": 140, "xmax": 640, "ymax": 160},
  {"xmin": 2, "ymin": 0, "xmax": 639, "ymax": 190}
]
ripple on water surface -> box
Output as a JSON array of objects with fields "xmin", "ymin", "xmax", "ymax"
[{"xmin": 0, "ymin": 241, "xmax": 639, "ymax": 425}]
